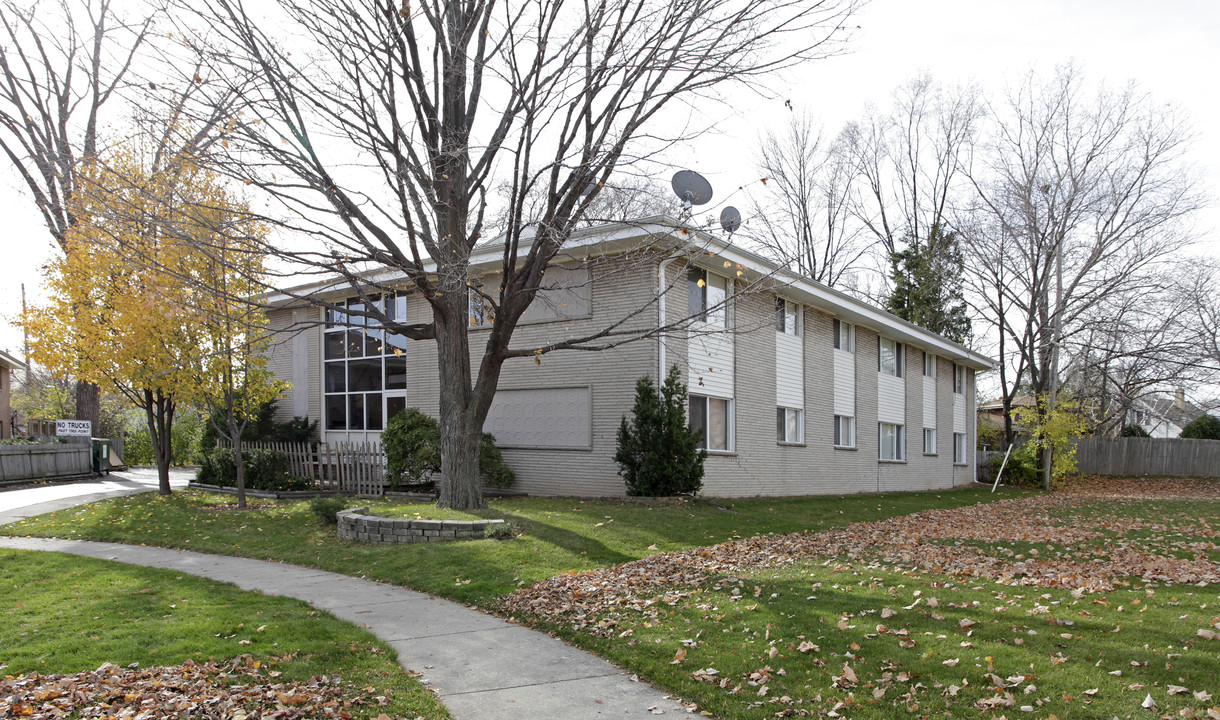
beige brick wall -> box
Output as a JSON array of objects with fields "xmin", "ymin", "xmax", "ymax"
[{"xmin": 264, "ymin": 253, "xmax": 982, "ymax": 497}]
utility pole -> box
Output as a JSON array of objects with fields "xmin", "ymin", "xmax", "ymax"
[{"xmin": 1042, "ymin": 241, "xmax": 1063, "ymax": 491}]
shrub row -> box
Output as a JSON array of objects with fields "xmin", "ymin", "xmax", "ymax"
[{"xmin": 196, "ymin": 447, "xmax": 314, "ymax": 492}]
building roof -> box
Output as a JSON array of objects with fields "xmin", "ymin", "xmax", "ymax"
[
  {"xmin": 0, "ymin": 348, "xmax": 25, "ymax": 371},
  {"xmin": 1137, "ymin": 392, "xmax": 1208, "ymax": 430},
  {"xmin": 978, "ymin": 395, "xmax": 1037, "ymax": 412},
  {"xmin": 264, "ymin": 215, "xmax": 995, "ymax": 371}
]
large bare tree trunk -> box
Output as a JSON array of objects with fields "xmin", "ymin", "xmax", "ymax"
[
  {"xmin": 434, "ymin": 294, "xmax": 485, "ymax": 509},
  {"xmin": 75, "ymin": 381, "xmax": 101, "ymax": 434}
]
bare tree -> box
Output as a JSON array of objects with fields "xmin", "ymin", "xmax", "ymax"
[
  {"xmin": 746, "ymin": 112, "xmax": 868, "ymax": 287},
  {"xmin": 0, "ymin": 0, "xmax": 158, "ymax": 430},
  {"xmin": 183, "ymin": 0, "xmax": 861, "ymax": 509},
  {"xmin": 965, "ymin": 64, "xmax": 1204, "ymax": 455}
]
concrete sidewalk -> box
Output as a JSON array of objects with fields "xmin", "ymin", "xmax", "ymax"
[
  {"xmin": 0, "ymin": 467, "xmax": 193, "ymax": 527},
  {"xmin": 0, "ymin": 523, "xmax": 690, "ymax": 718}
]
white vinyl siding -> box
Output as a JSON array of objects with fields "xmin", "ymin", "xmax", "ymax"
[
  {"xmin": 878, "ymin": 373, "xmax": 906, "ymax": 425},
  {"xmin": 688, "ymin": 332, "xmax": 735, "ymax": 399},
  {"xmin": 833, "ymin": 350, "xmax": 855, "ymax": 417},
  {"xmin": 923, "ymin": 375, "xmax": 937, "ymax": 429},
  {"xmin": 775, "ymin": 330, "xmax": 803, "ymax": 409},
  {"xmin": 291, "ymin": 307, "xmax": 311, "ymax": 418},
  {"xmin": 483, "ymin": 387, "xmax": 592, "ymax": 449}
]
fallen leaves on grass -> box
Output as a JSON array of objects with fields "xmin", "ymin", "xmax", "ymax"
[
  {"xmin": 0, "ymin": 655, "xmax": 402, "ymax": 720},
  {"xmin": 500, "ymin": 478, "xmax": 1220, "ymax": 631}
]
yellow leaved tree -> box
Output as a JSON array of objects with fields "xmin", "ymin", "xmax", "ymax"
[{"xmin": 25, "ymin": 143, "xmax": 280, "ymax": 499}]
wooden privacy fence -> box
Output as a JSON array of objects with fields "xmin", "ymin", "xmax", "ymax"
[
  {"xmin": 0, "ymin": 444, "xmax": 91, "ymax": 482},
  {"xmin": 225, "ymin": 440, "xmax": 387, "ymax": 496},
  {"xmin": 1074, "ymin": 437, "xmax": 1220, "ymax": 478}
]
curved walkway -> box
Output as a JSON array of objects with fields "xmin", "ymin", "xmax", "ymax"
[{"xmin": 0, "ymin": 477, "xmax": 689, "ymax": 719}]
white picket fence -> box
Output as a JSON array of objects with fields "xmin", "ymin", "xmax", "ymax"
[{"xmin": 226, "ymin": 440, "xmax": 387, "ymax": 496}]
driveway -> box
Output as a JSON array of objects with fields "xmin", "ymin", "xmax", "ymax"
[{"xmin": 0, "ymin": 466, "xmax": 194, "ymax": 527}]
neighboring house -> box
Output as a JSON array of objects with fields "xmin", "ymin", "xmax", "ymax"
[
  {"xmin": 1126, "ymin": 389, "xmax": 1208, "ymax": 438},
  {"xmin": 262, "ymin": 217, "xmax": 994, "ymax": 498},
  {"xmin": 0, "ymin": 349, "xmax": 26, "ymax": 440}
]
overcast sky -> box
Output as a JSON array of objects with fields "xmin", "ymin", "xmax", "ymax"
[{"xmin": 2, "ymin": 0, "xmax": 1217, "ymax": 359}]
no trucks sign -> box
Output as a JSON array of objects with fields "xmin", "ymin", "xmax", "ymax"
[{"xmin": 56, "ymin": 419, "xmax": 92, "ymax": 437}]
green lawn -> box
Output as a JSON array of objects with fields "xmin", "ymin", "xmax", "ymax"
[
  {"xmin": 3, "ymin": 487, "xmax": 1029, "ymax": 605},
  {"xmin": 7, "ymin": 480, "xmax": 1219, "ymax": 719},
  {"xmin": 0, "ymin": 549, "xmax": 450, "ymax": 719}
]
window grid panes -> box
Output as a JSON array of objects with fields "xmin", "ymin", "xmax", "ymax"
[
  {"xmin": 775, "ymin": 298, "xmax": 799, "ymax": 335},
  {"xmin": 954, "ymin": 432, "xmax": 967, "ymax": 464},
  {"xmin": 324, "ymin": 294, "xmax": 408, "ymax": 432},
  {"xmin": 879, "ymin": 337, "xmax": 903, "ymax": 377},
  {"xmin": 776, "ymin": 407, "xmax": 802, "ymax": 443},
  {"xmin": 688, "ymin": 268, "xmax": 727, "ymax": 326},
  {"xmin": 833, "ymin": 319, "xmax": 854, "ymax": 352},
  {"xmin": 879, "ymin": 422, "xmax": 905, "ymax": 461},
  {"xmin": 833, "ymin": 415, "xmax": 855, "ymax": 448},
  {"xmin": 690, "ymin": 394, "xmax": 731, "ymax": 451},
  {"xmin": 923, "ymin": 427, "xmax": 937, "ymax": 455}
]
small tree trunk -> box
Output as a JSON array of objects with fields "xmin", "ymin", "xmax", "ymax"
[
  {"xmin": 143, "ymin": 389, "xmax": 175, "ymax": 495},
  {"xmin": 232, "ymin": 429, "xmax": 246, "ymax": 510}
]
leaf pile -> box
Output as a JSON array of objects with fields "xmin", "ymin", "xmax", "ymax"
[
  {"xmin": 0, "ymin": 655, "xmax": 409, "ymax": 720},
  {"xmin": 500, "ymin": 478, "xmax": 1220, "ymax": 629}
]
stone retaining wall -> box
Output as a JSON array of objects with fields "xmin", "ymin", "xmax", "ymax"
[{"xmin": 336, "ymin": 507, "xmax": 505, "ymax": 544}]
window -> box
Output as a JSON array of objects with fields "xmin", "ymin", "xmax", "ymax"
[
  {"xmin": 775, "ymin": 298, "xmax": 799, "ymax": 335},
  {"xmin": 833, "ymin": 319, "xmax": 854, "ymax": 352},
  {"xmin": 688, "ymin": 268, "xmax": 727, "ymax": 326},
  {"xmin": 879, "ymin": 422, "xmax": 905, "ymax": 461},
  {"xmin": 468, "ymin": 286, "xmax": 495, "ymax": 328},
  {"xmin": 924, "ymin": 351, "xmax": 936, "ymax": 377},
  {"xmin": 923, "ymin": 427, "xmax": 937, "ymax": 455},
  {"xmin": 833, "ymin": 415, "xmax": 855, "ymax": 448},
  {"xmin": 879, "ymin": 337, "xmax": 903, "ymax": 377},
  {"xmin": 953, "ymin": 432, "xmax": 967, "ymax": 464},
  {"xmin": 690, "ymin": 395, "xmax": 731, "ymax": 451},
  {"xmin": 324, "ymin": 294, "xmax": 408, "ymax": 432},
  {"xmin": 953, "ymin": 364, "xmax": 966, "ymax": 394},
  {"xmin": 776, "ymin": 407, "xmax": 803, "ymax": 443}
]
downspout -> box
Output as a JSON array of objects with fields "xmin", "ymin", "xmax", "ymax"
[
  {"xmin": 658, "ymin": 253, "xmax": 682, "ymax": 382},
  {"xmin": 973, "ymin": 369, "xmax": 980, "ymax": 484}
]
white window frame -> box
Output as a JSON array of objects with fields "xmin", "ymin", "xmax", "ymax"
[
  {"xmin": 689, "ymin": 394, "xmax": 734, "ymax": 452},
  {"xmin": 833, "ymin": 414, "xmax": 856, "ymax": 448},
  {"xmin": 924, "ymin": 351, "xmax": 936, "ymax": 377},
  {"xmin": 688, "ymin": 268, "xmax": 728, "ymax": 327},
  {"xmin": 879, "ymin": 337, "xmax": 904, "ymax": 377},
  {"xmin": 954, "ymin": 364, "xmax": 966, "ymax": 394},
  {"xmin": 923, "ymin": 427, "xmax": 937, "ymax": 455},
  {"xmin": 833, "ymin": 319, "xmax": 855, "ymax": 353},
  {"xmin": 776, "ymin": 407, "xmax": 803, "ymax": 444},
  {"xmin": 879, "ymin": 422, "xmax": 905, "ymax": 461},
  {"xmin": 953, "ymin": 432, "xmax": 967, "ymax": 464},
  {"xmin": 775, "ymin": 298, "xmax": 800, "ymax": 335}
]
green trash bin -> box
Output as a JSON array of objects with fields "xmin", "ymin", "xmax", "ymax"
[{"xmin": 91, "ymin": 438, "xmax": 111, "ymax": 476}]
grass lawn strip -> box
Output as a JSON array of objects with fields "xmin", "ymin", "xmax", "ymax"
[{"xmin": 0, "ymin": 549, "xmax": 450, "ymax": 719}]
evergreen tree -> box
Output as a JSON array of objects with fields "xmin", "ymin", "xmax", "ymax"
[
  {"xmin": 1180, "ymin": 414, "xmax": 1220, "ymax": 440},
  {"xmin": 615, "ymin": 365, "xmax": 706, "ymax": 496},
  {"xmin": 887, "ymin": 224, "xmax": 971, "ymax": 343}
]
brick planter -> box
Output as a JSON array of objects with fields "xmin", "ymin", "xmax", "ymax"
[{"xmin": 336, "ymin": 507, "xmax": 505, "ymax": 544}]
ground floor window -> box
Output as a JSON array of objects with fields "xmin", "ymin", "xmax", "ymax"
[
  {"xmin": 879, "ymin": 422, "xmax": 905, "ymax": 461},
  {"xmin": 923, "ymin": 427, "xmax": 937, "ymax": 455},
  {"xmin": 690, "ymin": 395, "xmax": 731, "ymax": 451},
  {"xmin": 776, "ymin": 407, "xmax": 803, "ymax": 443},
  {"xmin": 324, "ymin": 294, "xmax": 408, "ymax": 432},
  {"xmin": 953, "ymin": 432, "xmax": 967, "ymax": 464},
  {"xmin": 833, "ymin": 415, "xmax": 855, "ymax": 448}
]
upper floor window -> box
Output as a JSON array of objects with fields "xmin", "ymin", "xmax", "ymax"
[
  {"xmin": 688, "ymin": 268, "xmax": 727, "ymax": 326},
  {"xmin": 832, "ymin": 319, "xmax": 855, "ymax": 352},
  {"xmin": 923, "ymin": 351, "xmax": 936, "ymax": 377},
  {"xmin": 775, "ymin": 298, "xmax": 800, "ymax": 335},
  {"xmin": 469, "ymin": 287, "xmax": 496, "ymax": 328},
  {"xmin": 954, "ymin": 364, "xmax": 967, "ymax": 394},
  {"xmin": 324, "ymin": 294, "xmax": 408, "ymax": 431},
  {"xmin": 879, "ymin": 337, "xmax": 904, "ymax": 377}
]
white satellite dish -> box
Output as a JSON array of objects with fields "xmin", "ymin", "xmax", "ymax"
[
  {"xmin": 720, "ymin": 206, "xmax": 741, "ymax": 234},
  {"xmin": 671, "ymin": 170, "xmax": 713, "ymax": 209}
]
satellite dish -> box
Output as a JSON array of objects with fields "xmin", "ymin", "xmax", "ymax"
[
  {"xmin": 671, "ymin": 170, "xmax": 713, "ymax": 207},
  {"xmin": 720, "ymin": 206, "xmax": 741, "ymax": 234}
]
